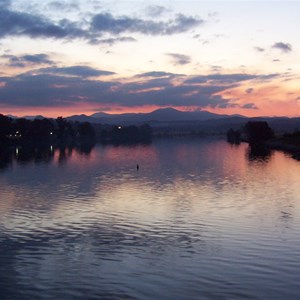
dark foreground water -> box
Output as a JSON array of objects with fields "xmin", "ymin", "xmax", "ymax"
[{"xmin": 0, "ymin": 138, "xmax": 300, "ymax": 299}]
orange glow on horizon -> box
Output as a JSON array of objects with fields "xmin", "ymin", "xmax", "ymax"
[
  {"xmin": 0, "ymin": 104, "xmax": 169, "ymax": 118},
  {"xmin": 1, "ymin": 81, "xmax": 300, "ymax": 121},
  {"xmin": 212, "ymin": 79, "xmax": 300, "ymax": 118},
  {"xmin": 2, "ymin": 103, "xmax": 300, "ymax": 119}
]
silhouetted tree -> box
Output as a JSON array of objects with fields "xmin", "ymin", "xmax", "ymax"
[
  {"xmin": 245, "ymin": 121, "xmax": 274, "ymax": 143},
  {"xmin": 55, "ymin": 117, "xmax": 77, "ymax": 143},
  {"xmin": 227, "ymin": 128, "xmax": 241, "ymax": 144},
  {"xmin": 0, "ymin": 114, "xmax": 13, "ymax": 141},
  {"xmin": 111, "ymin": 125, "xmax": 122, "ymax": 141},
  {"xmin": 77, "ymin": 122, "xmax": 96, "ymax": 140},
  {"xmin": 282, "ymin": 130, "xmax": 300, "ymax": 146},
  {"xmin": 56, "ymin": 117, "xmax": 68, "ymax": 139},
  {"xmin": 13, "ymin": 118, "xmax": 31, "ymax": 138},
  {"xmin": 0, "ymin": 114, "xmax": 152, "ymax": 146},
  {"xmin": 124, "ymin": 125, "xmax": 139, "ymax": 142},
  {"xmin": 29, "ymin": 118, "xmax": 54, "ymax": 140},
  {"xmin": 109, "ymin": 124, "xmax": 152, "ymax": 143},
  {"xmin": 139, "ymin": 124, "xmax": 152, "ymax": 142}
]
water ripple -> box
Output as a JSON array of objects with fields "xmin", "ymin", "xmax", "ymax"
[{"xmin": 1, "ymin": 139, "xmax": 300, "ymax": 299}]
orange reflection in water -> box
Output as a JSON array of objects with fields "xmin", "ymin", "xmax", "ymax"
[
  {"xmin": 52, "ymin": 143, "xmax": 161, "ymax": 172},
  {"xmin": 1, "ymin": 139, "xmax": 300, "ymax": 231}
]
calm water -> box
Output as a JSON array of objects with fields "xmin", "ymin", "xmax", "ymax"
[{"xmin": 1, "ymin": 138, "xmax": 300, "ymax": 300}]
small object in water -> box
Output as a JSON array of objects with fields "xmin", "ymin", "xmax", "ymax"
[{"xmin": 136, "ymin": 164, "xmax": 139, "ymax": 171}]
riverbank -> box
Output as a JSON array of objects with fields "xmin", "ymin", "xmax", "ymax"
[{"xmin": 265, "ymin": 137, "xmax": 300, "ymax": 160}]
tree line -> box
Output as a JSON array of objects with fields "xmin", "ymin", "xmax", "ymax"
[
  {"xmin": 0, "ymin": 114, "xmax": 152, "ymax": 145},
  {"xmin": 227, "ymin": 121, "xmax": 274, "ymax": 144}
]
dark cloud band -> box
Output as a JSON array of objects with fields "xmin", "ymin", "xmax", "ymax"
[
  {"xmin": 91, "ymin": 13, "xmax": 203, "ymax": 36},
  {"xmin": 0, "ymin": 3, "xmax": 204, "ymax": 42},
  {"xmin": 0, "ymin": 69, "xmax": 273, "ymax": 110},
  {"xmin": 2, "ymin": 54, "xmax": 54, "ymax": 67}
]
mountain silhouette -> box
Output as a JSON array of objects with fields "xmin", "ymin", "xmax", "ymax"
[
  {"xmin": 67, "ymin": 107, "xmax": 234, "ymax": 124},
  {"xmin": 6, "ymin": 108, "xmax": 300, "ymax": 135}
]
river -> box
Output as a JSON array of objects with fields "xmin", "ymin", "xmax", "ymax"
[{"xmin": 1, "ymin": 138, "xmax": 300, "ymax": 299}]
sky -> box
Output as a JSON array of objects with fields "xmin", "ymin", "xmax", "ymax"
[{"xmin": 0, "ymin": 0, "xmax": 299, "ymax": 118}]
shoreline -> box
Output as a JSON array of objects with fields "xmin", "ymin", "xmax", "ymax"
[{"xmin": 265, "ymin": 139, "xmax": 300, "ymax": 160}]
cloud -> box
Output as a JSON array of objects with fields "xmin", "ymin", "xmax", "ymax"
[
  {"xmin": 22, "ymin": 54, "xmax": 54, "ymax": 64},
  {"xmin": 37, "ymin": 66, "xmax": 116, "ymax": 78},
  {"xmin": 0, "ymin": 3, "xmax": 204, "ymax": 45},
  {"xmin": 0, "ymin": 71, "xmax": 232, "ymax": 108},
  {"xmin": 0, "ymin": 0, "xmax": 10, "ymax": 9},
  {"xmin": 241, "ymin": 103, "xmax": 258, "ymax": 109},
  {"xmin": 114, "ymin": 81, "xmax": 235, "ymax": 108},
  {"xmin": 253, "ymin": 73, "xmax": 279, "ymax": 82},
  {"xmin": 254, "ymin": 46, "xmax": 265, "ymax": 52},
  {"xmin": 272, "ymin": 42, "xmax": 292, "ymax": 53},
  {"xmin": 210, "ymin": 65, "xmax": 222, "ymax": 73},
  {"xmin": 2, "ymin": 53, "xmax": 55, "ymax": 67},
  {"xmin": 47, "ymin": 1, "xmax": 79, "ymax": 12},
  {"xmin": 0, "ymin": 6, "xmax": 86, "ymax": 40},
  {"xmin": 166, "ymin": 53, "xmax": 191, "ymax": 65},
  {"xmin": 89, "ymin": 36, "xmax": 136, "ymax": 45},
  {"xmin": 135, "ymin": 71, "xmax": 179, "ymax": 78},
  {"xmin": 0, "ymin": 73, "xmax": 116, "ymax": 106},
  {"xmin": 185, "ymin": 74, "xmax": 258, "ymax": 84},
  {"xmin": 91, "ymin": 13, "xmax": 204, "ymax": 35},
  {"xmin": 145, "ymin": 5, "xmax": 170, "ymax": 17},
  {"xmin": 0, "ymin": 66, "xmax": 278, "ymax": 111}
]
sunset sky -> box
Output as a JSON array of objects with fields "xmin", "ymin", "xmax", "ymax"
[{"xmin": 0, "ymin": 0, "xmax": 299, "ymax": 117}]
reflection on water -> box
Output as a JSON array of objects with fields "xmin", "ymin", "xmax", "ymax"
[
  {"xmin": 0, "ymin": 138, "xmax": 300, "ymax": 299},
  {"xmin": 247, "ymin": 143, "xmax": 273, "ymax": 162},
  {"xmin": 0, "ymin": 142, "xmax": 95, "ymax": 170}
]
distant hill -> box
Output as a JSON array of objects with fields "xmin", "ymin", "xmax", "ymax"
[
  {"xmin": 146, "ymin": 107, "xmax": 229, "ymax": 122},
  {"xmin": 4, "ymin": 108, "xmax": 300, "ymax": 135},
  {"xmin": 67, "ymin": 114, "xmax": 96, "ymax": 122},
  {"xmin": 65, "ymin": 108, "xmax": 300, "ymax": 134},
  {"xmin": 66, "ymin": 107, "xmax": 237, "ymax": 124},
  {"xmin": 90, "ymin": 112, "xmax": 112, "ymax": 118},
  {"xmin": 4, "ymin": 107, "xmax": 243, "ymax": 124},
  {"xmin": 22, "ymin": 115, "xmax": 45, "ymax": 120}
]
